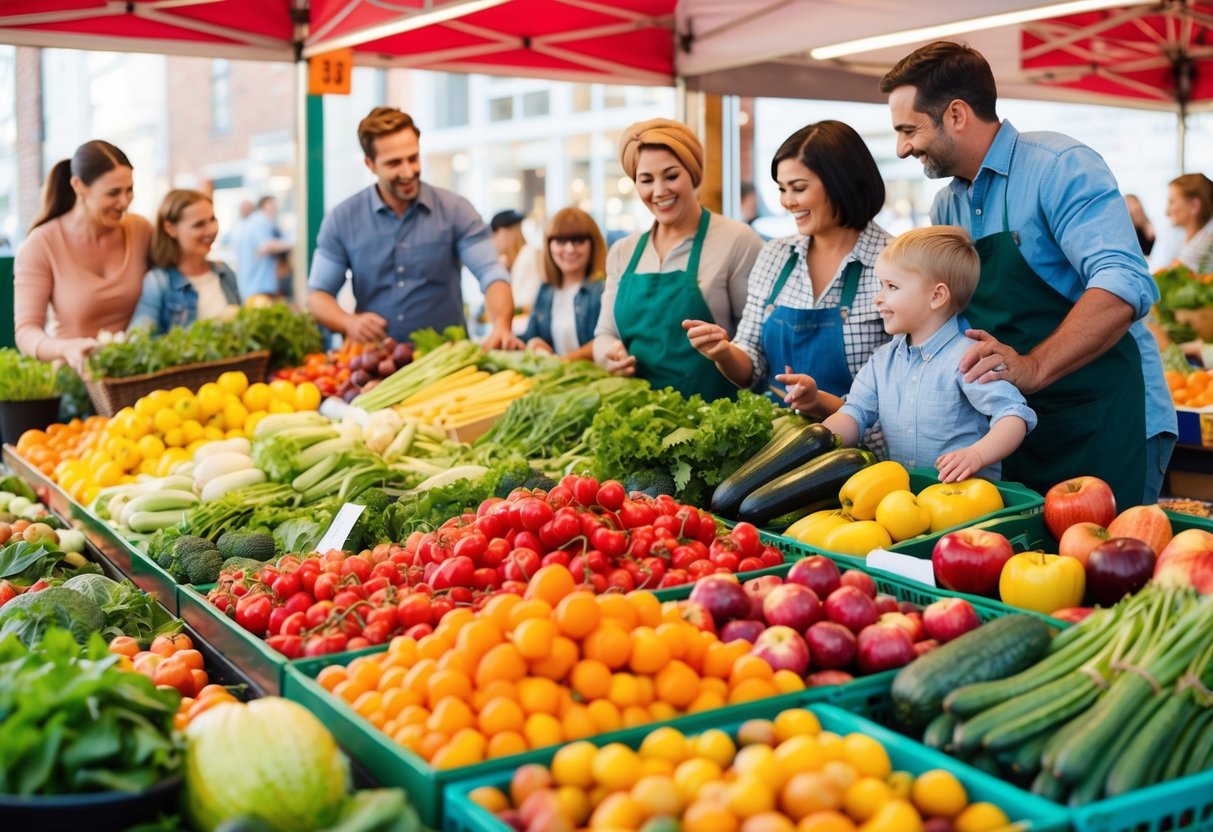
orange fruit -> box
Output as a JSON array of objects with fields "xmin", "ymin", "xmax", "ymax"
[
  {"xmin": 583, "ymin": 625, "xmax": 632, "ymax": 669},
  {"xmin": 782, "ymin": 772, "xmax": 843, "ymax": 820},
  {"xmin": 638, "ymin": 725, "xmax": 691, "ymax": 764},
  {"xmin": 589, "ymin": 793, "xmax": 646, "ymax": 830},
  {"xmin": 591, "ymin": 742, "xmax": 641, "ymax": 790},
  {"xmin": 843, "ymin": 777, "xmax": 893, "ymax": 822},
  {"xmin": 455, "ymin": 618, "xmax": 503, "ymax": 661},
  {"xmin": 560, "ymin": 703, "xmax": 597, "ymax": 740},
  {"xmin": 655, "ymin": 659, "xmax": 699, "ymax": 708},
  {"xmin": 741, "ymin": 813, "xmax": 797, "ymax": 832},
  {"xmin": 774, "ymin": 709, "xmax": 821, "ymax": 741},
  {"xmin": 954, "ymin": 802, "xmax": 1010, "ymax": 832},
  {"xmin": 485, "ymin": 730, "xmax": 528, "ymax": 759},
  {"xmin": 686, "ymin": 688, "xmax": 728, "ymax": 713},
  {"xmin": 477, "ymin": 696, "xmax": 525, "ymax": 735},
  {"xmin": 516, "ymin": 676, "xmax": 561, "ymax": 716},
  {"xmin": 702, "ymin": 639, "xmax": 751, "ymax": 678},
  {"xmin": 683, "ymin": 799, "xmax": 740, "ymax": 832},
  {"xmin": 551, "ymin": 739, "xmax": 597, "ymax": 788},
  {"xmin": 628, "ymin": 590, "xmax": 663, "ymax": 627},
  {"xmin": 427, "ymin": 696, "xmax": 475, "ymax": 735},
  {"xmin": 471, "ymin": 678, "xmax": 518, "ymax": 712},
  {"xmin": 911, "ymin": 769, "xmax": 967, "ymax": 818},
  {"xmin": 628, "ymin": 626, "xmax": 672, "ymax": 675},
  {"xmin": 524, "ymin": 564, "xmax": 576, "ymax": 606},
  {"xmin": 570, "ymin": 659, "xmax": 612, "ymax": 700},
  {"xmin": 468, "ymin": 786, "xmax": 509, "ymax": 814},
  {"xmin": 585, "ymin": 699, "xmax": 623, "ymax": 734},
  {"xmin": 474, "ymin": 643, "xmax": 527, "ymax": 688},
  {"xmin": 655, "ymin": 620, "xmax": 692, "ymax": 660},
  {"xmin": 554, "ymin": 591, "xmax": 600, "ymax": 639},
  {"xmin": 512, "ymin": 618, "xmax": 557, "ymax": 661},
  {"xmin": 608, "ymin": 672, "xmax": 643, "ymax": 709},
  {"xmin": 729, "ymin": 654, "xmax": 776, "ymax": 688},
  {"xmin": 529, "ymin": 635, "xmax": 577, "ymax": 680},
  {"xmin": 796, "ymin": 810, "xmax": 857, "ymax": 832},
  {"xmin": 632, "ymin": 773, "xmax": 684, "ymax": 817},
  {"xmin": 507, "ymin": 598, "xmax": 553, "ymax": 628},
  {"xmin": 597, "ymin": 594, "xmax": 639, "ymax": 629},
  {"xmin": 426, "ymin": 668, "xmax": 473, "ymax": 708},
  {"xmin": 430, "ymin": 729, "xmax": 486, "ymax": 769},
  {"xmin": 481, "ymin": 594, "xmax": 522, "ymax": 632},
  {"xmin": 317, "ymin": 666, "xmax": 347, "ymax": 691},
  {"xmin": 729, "ymin": 677, "xmax": 780, "ymax": 704},
  {"xmin": 842, "ymin": 734, "xmax": 891, "ymax": 779},
  {"xmin": 521, "ymin": 712, "xmax": 563, "ymax": 749}
]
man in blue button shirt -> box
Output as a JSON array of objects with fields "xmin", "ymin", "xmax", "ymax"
[
  {"xmin": 880, "ymin": 41, "xmax": 1176, "ymax": 508},
  {"xmin": 307, "ymin": 107, "xmax": 522, "ymax": 349}
]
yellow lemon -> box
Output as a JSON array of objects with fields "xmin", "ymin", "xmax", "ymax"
[
  {"xmin": 242, "ymin": 382, "xmax": 272, "ymax": 413},
  {"xmin": 168, "ymin": 386, "xmax": 194, "ymax": 405},
  {"xmin": 295, "ymin": 381, "xmax": 322, "ymax": 411},
  {"xmin": 152, "ymin": 408, "xmax": 181, "ymax": 434},
  {"xmin": 181, "ymin": 419, "xmax": 204, "ymax": 444},
  {"xmin": 223, "ymin": 399, "xmax": 250, "ymax": 432},
  {"xmin": 217, "ymin": 371, "xmax": 249, "ymax": 397},
  {"xmin": 163, "ymin": 427, "xmax": 186, "ymax": 448},
  {"xmin": 268, "ymin": 379, "xmax": 296, "ymax": 403},
  {"xmin": 268, "ymin": 398, "xmax": 295, "ymax": 414},
  {"xmin": 244, "ymin": 411, "xmax": 268, "ymax": 436},
  {"xmin": 196, "ymin": 382, "xmax": 225, "ymax": 418},
  {"xmin": 203, "ymin": 425, "xmax": 226, "ymax": 441},
  {"xmin": 172, "ymin": 396, "xmax": 200, "ymax": 423}
]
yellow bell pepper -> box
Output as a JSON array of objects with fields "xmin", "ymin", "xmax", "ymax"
[
  {"xmin": 917, "ymin": 478, "xmax": 1005, "ymax": 533},
  {"xmin": 821, "ymin": 520, "xmax": 893, "ymax": 558},
  {"xmin": 785, "ymin": 509, "xmax": 852, "ymax": 549},
  {"xmin": 874, "ymin": 490, "xmax": 932, "ymax": 542},
  {"xmin": 838, "ymin": 460, "xmax": 910, "ymax": 521},
  {"xmin": 998, "ymin": 551, "xmax": 1086, "ymax": 615}
]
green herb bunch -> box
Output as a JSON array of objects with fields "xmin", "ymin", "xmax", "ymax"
[
  {"xmin": 0, "ymin": 348, "xmax": 63, "ymax": 401},
  {"xmin": 86, "ymin": 303, "xmax": 323, "ymax": 379}
]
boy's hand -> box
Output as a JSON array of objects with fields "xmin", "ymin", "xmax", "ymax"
[
  {"xmin": 682, "ymin": 319, "xmax": 732, "ymax": 361},
  {"xmin": 936, "ymin": 447, "xmax": 984, "ymax": 483},
  {"xmin": 774, "ymin": 368, "xmax": 819, "ymax": 413}
]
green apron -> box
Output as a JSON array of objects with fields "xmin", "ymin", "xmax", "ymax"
[
  {"xmin": 968, "ymin": 189, "xmax": 1146, "ymax": 509},
  {"xmin": 614, "ymin": 208, "xmax": 738, "ymax": 401}
]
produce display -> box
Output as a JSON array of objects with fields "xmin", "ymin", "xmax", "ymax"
[
  {"xmin": 471, "ymin": 705, "xmax": 1023, "ymax": 832},
  {"xmin": 3, "ymin": 320, "xmax": 1212, "ymax": 832}
]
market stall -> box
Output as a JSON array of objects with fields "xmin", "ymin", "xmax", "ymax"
[{"xmin": 0, "ymin": 302, "xmax": 1209, "ymax": 831}]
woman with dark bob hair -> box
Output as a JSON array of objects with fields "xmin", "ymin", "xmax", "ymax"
[
  {"xmin": 14, "ymin": 140, "xmax": 152, "ymax": 372},
  {"xmin": 684, "ymin": 120, "xmax": 892, "ymax": 417},
  {"xmin": 521, "ymin": 207, "xmax": 607, "ymax": 361}
]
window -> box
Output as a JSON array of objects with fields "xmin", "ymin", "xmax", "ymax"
[
  {"xmin": 489, "ymin": 96, "xmax": 514, "ymax": 122},
  {"xmin": 571, "ymin": 85, "xmax": 592, "ymax": 112},
  {"xmin": 211, "ymin": 59, "xmax": 231, "ymax": 136},
  {"xmin": 521, "ymin": 91, "xmax": 549, "ymax": 118},
  {"xmin": 434, "ymin": 73, "xmax": 469, "ymax": 128}
]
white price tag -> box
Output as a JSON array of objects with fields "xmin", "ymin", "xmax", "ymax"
[
  {"xmin": 314, "ymin": 502, "xmax": 367, "ymax": 553},
  {"xmin": 866, "ymin": 548, "xmax": 936, "ymax": 587}
]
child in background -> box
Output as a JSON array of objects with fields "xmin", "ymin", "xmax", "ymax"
[{"xmin": 820, "ymin": 226, "xmax": 1036, "ymax": 482}]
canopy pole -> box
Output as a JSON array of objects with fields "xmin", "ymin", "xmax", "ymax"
[
  {"xmin": 292, "ymin": 60, "xmax": 325, "ymax": 303},
  {"xmin": 1178, "ymin": 109, "xmax": 1188, "ymax": 173}
]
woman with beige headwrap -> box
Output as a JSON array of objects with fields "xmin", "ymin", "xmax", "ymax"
[{"xmin": 593, "ymin": 118, "xmax": 763, "ymax": 400}]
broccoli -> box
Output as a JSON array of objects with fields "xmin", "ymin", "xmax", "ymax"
[
  {"xmin": 217, "ymin": 531, "xmax": 276, "ymax": 562},
  {"xmin": 625, "ymin": 469, "xmax": 677, "ymax": 498},
  {"xmin": 487, "ymin": 458, "xmax": 535, "ymax": 499},
  {"xmin": 221, "ymin": 556, "xmax": 271, "ymax": 575},
  {"xmin": 523, "ymin": 473, "xmax": 557, "ymax": 492},
  {"xmin": 349, "ymin": 487, "xmax": 393, "ymax": 551},
  {"xmin": 172, "ymin": 535, "xmax": 216, "ymax": 559},
  {"xmin": 178, "ymin": 548, "xmax": 225, "ymax": 585}
]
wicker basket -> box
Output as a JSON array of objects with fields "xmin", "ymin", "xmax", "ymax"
[
  {"xmin": 85, "ymin": 350, "xmax": 271, "ymax": 417},
  {"xmin": 1174, "ymin": 307, "xmax": 1213, "ymax": 341}
]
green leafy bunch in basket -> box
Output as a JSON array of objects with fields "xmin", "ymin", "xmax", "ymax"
[
  {"xmin": 0, "ymin": 348, "xmax": 71, "ymax": 402},
  {"xmin": 87, "ymin": 303, "xmax": 324, "ymax": 380}
]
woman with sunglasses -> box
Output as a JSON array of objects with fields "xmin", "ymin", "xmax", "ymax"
[
  {"xmin": 594, "ymin": 119, "xmax": 764, "ymax": 400},
  {"xmin": 521, "ymin": 207, "xmax": 606, "ymax": 361}
]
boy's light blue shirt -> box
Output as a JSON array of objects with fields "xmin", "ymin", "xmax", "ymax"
[{"xmin": 837, "ymin": 315, "xmax": 1037, "ymax": 480}]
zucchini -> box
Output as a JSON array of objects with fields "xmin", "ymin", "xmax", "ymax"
[
  {"xmin": 890, "ymin": 614, "xmax": 1052, "ymax": 729},
  {"xmin": 1161, "ymin": 698, "xmax": 1209, "ymax": 783},
  {"xmin": 710, "ymin": 420, "xmax": 835, "ymax": 517},
  {"xmin": 737, "ymin": 447, "xmax": 875, "ymax": 527},
  {"xmin": 980, "ymin": 675, "xmax": 1101, "ymax": 752},
  {"xmin": 1008, "ymin": 730, "xmax": 1049, "ymax": 779},
  {"xmin": 1068, "ymin": 690, "xmax": 1168, "ymax": 806}
]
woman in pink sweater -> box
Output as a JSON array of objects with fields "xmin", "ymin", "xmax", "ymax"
[{"xmin": 15, "ymin": 140, "xmax": 152, "ymax": 373}]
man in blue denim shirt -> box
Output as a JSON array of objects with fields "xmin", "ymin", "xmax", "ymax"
[
  {"xmin": 307, "ymin": 107, "xmax": 522, "ymax": 349},
  {"xmin": 824, "ymin": 228, "xmax": 1036, "ymax": 481},
  {"xmin": 880, "ymin": 42, "xmax": 1175, "ymax": 507}
]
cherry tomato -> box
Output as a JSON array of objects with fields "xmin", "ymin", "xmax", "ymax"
[
  {"xmin": 592, "ymin": 527, "xmax": 627, "ymax": 559},
  {"xmin": 606, "ymin": 568, "xmax": 635, "ymax": 591},
  {"xmin": 267, "ymin": 606, "xmax": 291, "ymax": 636},
  {"xmin": 545, "ymin": 485, "xmax": 574, "ymax": 509},
  {"xmin": 517, "ymin": 498, "xmax": 554, "ymax": 531},
  {"xmin": 280, "ymin": 611, "xmax": 307, "ymax": 636},
  {"xmin": 266, "ymin": 634, "xmax": 303, "ymax": 659},
  {"xmin": 341, "ymin": 555, "xmax": 372, "ymax": 582},
  {"xmin": 397, "ymin": 594, "xmax": 433, "ymax": 628},
  {"xmin": 595, "ymin": 480, "xmax": 625, "ymax": 511},
  {"xmin": 760, "ymin": 547, "xmax": 783, "ymax": 567},
  {"xmin": 313, "ymin": 572, "xmax": 337, "ymax": 602},
  {"xmin": 540, "ymin": 550, "xmax": 571, "ymax": 569},
  {"xmin": 711, "ymin": 551, "xmax": 740, "ymax": 572},
  {"xmin": 271, "ymin": 572, "xmax": 302, "ymax": 600},
  {"xmin": 453, "ymin": 532, "xmax": 488, "ymax": 563},
  {"xmin": 619, "ymin": 499, "xmax": 656, "ymax": 529},
  {"xmin": 738, "ymin": 556, "xmax": 764, "ymax": 572},
  {"xmin": 730, "ymin": 522, "xmax": 761, "ymax": 558},
  {"xmin": 305, "ymin": 600, "xmax": 335, "ymax": 629}
]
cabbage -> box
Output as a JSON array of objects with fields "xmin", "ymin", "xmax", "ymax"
[{"xmin": 183, "ymin": 697, "xmax": 349, "ymax": 831}]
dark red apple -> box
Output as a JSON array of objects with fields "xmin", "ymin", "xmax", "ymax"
[
  {"xmin": 1087, "ymin": 537, "xmax": 1155, "ymax": 605},
  {"xmin": 922, "ymin": 597, "xmax": 982, "ymax": 643},
  {"xmin": 804, "ymin": 620, "xmax": 857, "ymax": 669},
  {"xmin": 689, "ymin": 575, "xmax": 750, "ymax": 625},
  {"xmin": 1058, "ymin": 522, "xmax": 1110, "ymax": 568},
  {"xmin": 856, "ymin": 625, "xmax": 916, "ymax": 674},
  {"xmin": 1044, "ymin": 476, "xmax": 1116, "ymax": 539},
  {"xmin": 750, "ymin": 625, "xmax": 811, "ymax": 676},
  {"xmin": 787, "ymin": 555, "xmax": 842, "ymax": 598},
  {"xmin": 913, "ymin": 639, "xmax": 941, "ymax": 658},
  {"xmin": 720, "ymin": 619, "xmax": 766, "ymax": 644},
  {"xmin": 762, "ymin": 584, "xmax": 823, "ymax": 632},
  {"xmin": 873, "ymin": 594, "xmax": 900, "ymax": 615},
  {"xmin": 824, "ymin": 585, "xmax": 879, "ymax": 634},
  {"xmin": 840, "ymin": 569, "xmax": 877, "ymax": 598},
  {"xmin": 742, "ymin": 575, "xmax": 784, "ymax": 620},
  {"xmin": 931, "ymin": 529, "xmax": 1015, "ymax": 596},
  {"xmin": 806, "ymin": 669, "xmax": 854, "ymax": 687}
]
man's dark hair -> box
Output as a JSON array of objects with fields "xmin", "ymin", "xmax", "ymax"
[{"xmin": 879, "ymin": 41, "xmax": 999, "ymax": 125}]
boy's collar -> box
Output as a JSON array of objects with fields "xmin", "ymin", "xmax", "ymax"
[{"xmin": 895, "ymin": 314, "xmax": 964, "ymax": 360}]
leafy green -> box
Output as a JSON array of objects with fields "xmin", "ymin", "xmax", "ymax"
[
  {"xmin": 587, "ymin": 388, "xmax": 779, "ymax": 506},
  {"xmin": 409, "ymin": 325, "xmax": 468, "ymax": 354},
  {"xmin": 0, "ymin": 586, "xmax": 106, "ymax": 647},
  {"xmin": 0, "ymin": 348, "xmax": 62, "ymax": 400},
  {"xmin": 273, "ymin": 518, "xmax": 327, "ymax": 555},
  {"xmin": 0, "ymin": 475, "xmax": 37, "ymax": 503},
  {"xmin": 86, "ymin": 304, "xmax": 322, "ymax": 379},
  {"xmin": 1162, "ymin": 343, "xmax": 1195, "ymax": 376},
  {"xmin": 0, "ymin": 629, "xmax": 182, "ymax": 795},
  {"xmin": 60, "ymin": 574, "xmax": 179, "ymax": 644}
]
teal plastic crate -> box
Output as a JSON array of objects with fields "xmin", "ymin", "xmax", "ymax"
[
  {"xmin": 1070, "ymin": 770, "xmax": 1213, "ymax": 832},
  {"xmin": 283, "ymin": 650, "xmax": 851, "ymax": 829},
  {"xmin": 442, "ymin": 701, "xmax": 1071, "ymax": 832}
]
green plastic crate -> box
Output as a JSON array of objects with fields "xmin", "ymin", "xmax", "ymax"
[
  {"xmin": 179, "ymin": 584, "xmax": 288, "ymax": 695},
  {"xmin": 283, "ymin": 653, "xmax": 847, "ymax": 829},
  {"xmin": 441, "ymin": 701, "xmax": 1071, "ymax": 832}
]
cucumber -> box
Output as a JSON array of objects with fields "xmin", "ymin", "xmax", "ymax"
[
  {"xmin": 1161, "ymin": 699, "xmax": 1209, "ymax": 783},
  {"xmin": 890, "ymin": 614, "xmax": 1052, "ymax": 729},
  {"xmin": 1104, "ymin": 688, "xmax": 1192, "ymax": 796},
  {"xmin": 944, "ymin": 620, "xmax": 1114, "ymax": 718},
  {"xmin": 1068, "ymin": 690, "xmax": 1168, "ymax": 806},
  {"xmin": 737, "ymin": 447, "xmax": 876, "ymax": 527},
  {"xmin": 1184, "ymin": 709, "xmax": 1213, "ymax": 776},
  {"xmin": 953, "ymin": 672, "xmax": 1097, "ymax": 753},
  {"xmin": 981, "ymin": 675, "xmax": 1101, "ymax": 752},
  {"xmin": 922, "ymin": 711, "xmax": 958, "ymax": 753},
  {"xmin": 710, "ymin": 420, "xmax": 835, "ymax": 518},
  {"xmin": 1009, "ymin": 730, "xmax": 1049, "ymax": 779},
  {"xmin": 1031, "ymin": 768, "xmax": 1067, "ymax": 803}
]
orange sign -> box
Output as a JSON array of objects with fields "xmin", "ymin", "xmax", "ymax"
[{"xmin": 308, "ymin": 49, "xmax": 353, "ymax": 96}]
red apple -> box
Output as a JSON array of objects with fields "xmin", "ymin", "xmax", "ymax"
[
  {"xmin": 905, "ymin": 611, "xmax": 926, "ymax": 641},
  {"xmin": 913, "ymin": 639, "xmax": 941, "ymax": 658},
  {"xmin": 824, "ymin": 585, "xmax": 879, "ymax": 634},
  {"xmin": 922, "ymin": 598, "xmax": 981, "ymax": 643},
  {"xmin": 840, "ymin": 569, "xmax": 877, "ymax": 598},
  {"xmin": 806, "ymin": 669, "xmax": 854, "ymax": 687},
  {"xmin": 1058, "ymin": 522, "xmax": 1110, "ymax": 568},
  {"xmin": 873, "ymin": 594, "xmax": 900, "ymax": 615},
  {"xmin": 1155, "ymin": 528, "xmax": 1213, "ymax": 594},
  {"xmin": 897, "ymin": 600, "xmax": 920, "ymax": 614},
  {"xmin": 1107, "ymin": 505, "xmax": 1173, "ymax": 557},
  {"xmin": 804, "ymin": 621, "xmax": 857, "ymax": 669},
  {"xmin": 786, "ymin": 555, "xmax": 842, "ymax": 598},
  {"xmin": 1087, "ymin": 538, "xmax": 1155, "ymax": 605},
  {"xmin": 689, "ymin": 575, "xmax": 751, "ymax": 626},
  {"xmin": 750, "ymin": 625, "xmax": 811, "ymax": 676},
  {"xmin": 931, "ymin": 529, "xmax": 1015, "ymax": 596},
  {"xmin": 763, "ymin": 583, "xmax": 823, "ymax": 632},
  {"xmin": 856, "ymin": 625, "xmax": 916, "ymax": 674},
  {"xmin": 876, "ymin": 612, "xmax": 921, "ymax": 642},
  {"xmin": 1044, "ymin": 476, "xmax": 1116, "ymax": 539},
  {"xmin": 1051, "ymin": 606, "xmax": 1096, "ymax": 624},
  {"xmin": 720, "ymin": 619, "xmax": 766, "ymax": 644},
  {"xmin": 674, "ymin": 600, "xmax": 717, "ymax": 634},
  {"xmin": 742, "ymin": 575, "xmax": 785, "ymax": 620}
]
